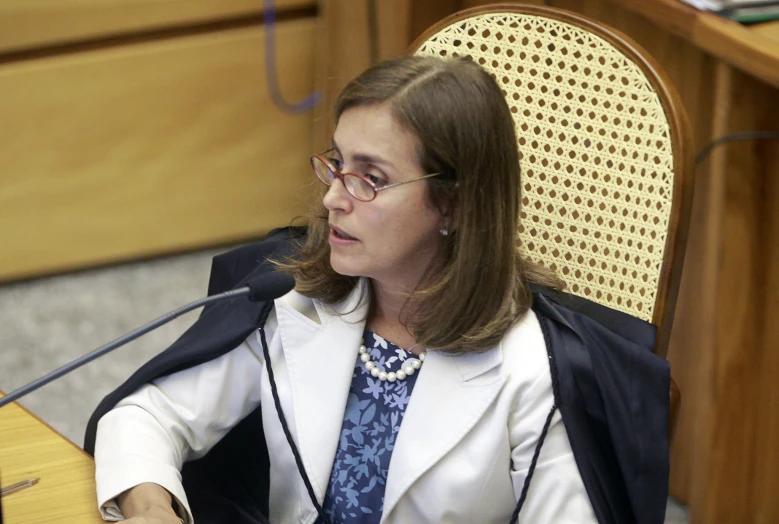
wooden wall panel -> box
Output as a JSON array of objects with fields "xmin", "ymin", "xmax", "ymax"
[
  {"xmin": 702, "ymin": 68, "xmax": 779, "ymax": 524},
  {"xmin": 460, "ymin": 0, "xmax": 545, "ymax": 10},
  {"xmin": 753, "ymin": 101, "xmax": 779, "ymax": 524},
  {"xmin": 313, "ymin": 0, "xmax": 412, "ymax": 150},
  {"xmin": 0, "ymin": 19, "xmax": 316, "ymax": 281},
  {"xmin": 702, "ymin": 66, "xmax": 766, "ymax": 523},
  {"xmin": 410, "ymin": 0, "xmax": 462, "ymax": 44},
  {"xmin": 667, "ymin": 61, "xmax": 731, "ymax": 516},
  {"xmin": 0, "ymin": 0, "xmax": 314, "ymax": 53}
]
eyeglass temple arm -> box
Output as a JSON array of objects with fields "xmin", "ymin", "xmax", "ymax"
[{"xmin": 376, "ymin": 172, "xmax": 444, "ymax": 191}]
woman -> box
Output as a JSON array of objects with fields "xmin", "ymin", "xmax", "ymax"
[{"xmin": 93, "ymin": 56, "xmax": 600, "ymax": 523}]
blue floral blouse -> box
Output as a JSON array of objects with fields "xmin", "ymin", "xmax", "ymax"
[{"xmin": 316, "ymin": 330, "xmax": 421, "ymax": 524}]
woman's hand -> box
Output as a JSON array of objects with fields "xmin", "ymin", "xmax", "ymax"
[{"xmin": 117, "ymin": 483, "xmax": 183, "ymax": 523}]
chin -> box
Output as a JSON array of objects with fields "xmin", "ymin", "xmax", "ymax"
[{"xmin": 329, "ymin": 254, "xmax": 364, "ymax": 278}]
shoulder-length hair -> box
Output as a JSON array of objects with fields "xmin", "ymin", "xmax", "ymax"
[{"xmin": 276, "ymin": 55, "xmax": 562, "ymax": 353}]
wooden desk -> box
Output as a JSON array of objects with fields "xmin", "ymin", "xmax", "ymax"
[{"xmin": 0, "ymin": 392, "xmax": 103, "ymax": 523}]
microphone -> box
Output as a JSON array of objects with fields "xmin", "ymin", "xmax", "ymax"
[
  {"xmin": 0, "ymin": 272, "xmax": 295, "ymax": 409},
  {"xmin": 245, "ymin": 272, "xmax": 296, "ymax": 302}
]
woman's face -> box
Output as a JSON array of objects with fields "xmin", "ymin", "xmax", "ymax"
[{"xmin": 323, "ymin": 103, "xmax": 445, "ymax": 292}]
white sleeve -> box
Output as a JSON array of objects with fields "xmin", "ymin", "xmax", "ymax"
[
  {"xmin": 509, "ymin": 365, "xmax": 597, "ymax": 523},
  {"xmin": 94, "ymin": 324, "xmax": 272, "ymax": 523}
]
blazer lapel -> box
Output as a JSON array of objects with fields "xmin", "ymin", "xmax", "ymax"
[
  {"xmin": 274, "ymin": 281, "xmax": 369, "ymax": 504},
  {"xmin": 381, "ymin": 346, "xmax": 507, "ymax": 521}
]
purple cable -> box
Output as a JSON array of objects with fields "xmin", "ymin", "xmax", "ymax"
[{"xmin": 263, "ymin": 0, "xmax": 322, "ymax": 114}]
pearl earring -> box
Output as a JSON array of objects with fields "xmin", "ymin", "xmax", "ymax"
[{"xmin": 440, "ymin": 227, "xmax": 448, "ymax": 236}]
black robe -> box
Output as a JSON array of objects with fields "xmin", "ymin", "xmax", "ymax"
[{"xmin": 84, "ymin": 227, "xmax": 669, "ymax": 524}]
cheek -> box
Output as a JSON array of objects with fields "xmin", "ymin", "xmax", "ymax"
[
  {"xmin": 359, "ymin": 194, "xmax": 441, "ymax": 252},
  {"xmin": 390, "ymin": 206, "xmax": 441, "ymax": 248}
]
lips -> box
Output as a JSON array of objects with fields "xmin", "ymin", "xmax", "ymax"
[{"xmin": 330, "ymin": 225, "xmax": 358, "ymax": 241}]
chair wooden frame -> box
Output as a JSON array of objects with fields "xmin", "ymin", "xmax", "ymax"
[{"xmin": 409, "ymin": 3, "xmax": 695, "ymax": 362}]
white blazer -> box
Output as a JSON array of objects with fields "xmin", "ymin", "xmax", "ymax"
[{"xmin": 95, "ymin": 281, "xmax": 596, "ymax": 524}]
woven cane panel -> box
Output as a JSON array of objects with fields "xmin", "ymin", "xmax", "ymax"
[{"xmin": 415, "ymin": 13, "xmax": 674, "ymax": 320}]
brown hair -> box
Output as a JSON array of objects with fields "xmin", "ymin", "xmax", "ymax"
[{"xmin": 276, "ymin": 55, "xmax": 562, "ymax": 353}]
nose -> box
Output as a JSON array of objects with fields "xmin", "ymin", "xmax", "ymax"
[{"xmin": 322, "ymin": 176, "xmax": 353, "ymax": 213}]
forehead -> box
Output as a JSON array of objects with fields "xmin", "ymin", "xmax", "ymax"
[{"xmin": 333, "ymin": 104, "xmax": 420, "ymax": 166}]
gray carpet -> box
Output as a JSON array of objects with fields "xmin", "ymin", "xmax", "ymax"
[
  {"xmin": 0, "ymin": 247, "xmax": 689, "ymax": 523},
  {"xmin": 0, "ymin": 248, "xmax": 219, "ymax": 444}
]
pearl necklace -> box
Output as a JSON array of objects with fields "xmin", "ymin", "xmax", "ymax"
[{"xmin": 358, "ymin": 344, "xmax": 426, "ymax": 382}]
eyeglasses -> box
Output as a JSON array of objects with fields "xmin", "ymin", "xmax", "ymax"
[{"xmin": 310, "ymin": 149, "xmax": 443, "ymax": 202}]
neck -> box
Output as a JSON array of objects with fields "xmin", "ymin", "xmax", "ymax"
[
  {"xmin": 372, "ymin": 280, "xmax": 409, "ymax": 323},
  {"xmin": 369, "ymin": 279, "xmax": 422, "ymax": 353}
]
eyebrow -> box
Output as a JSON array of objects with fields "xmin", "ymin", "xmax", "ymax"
[{"xmin": 331, "ymin": 139, "xmax": 395, "ymax": 170}]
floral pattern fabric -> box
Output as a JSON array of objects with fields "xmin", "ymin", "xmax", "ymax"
[{"xmin": 316, "ymin": 330, "xmax": 420, "ymax": 524}]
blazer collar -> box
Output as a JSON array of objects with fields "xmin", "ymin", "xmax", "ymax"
[
  {"xmin": 380, "ymin": 345, "xmax": 506, "ymax": 522},
  {"xmin": 273, "ymin": 280, "xmax": 370, "ymax": 504}
]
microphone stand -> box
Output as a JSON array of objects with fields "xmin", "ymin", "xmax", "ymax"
[{"xmin": 0, "ymin": 287, "xmax": 252, "ymax": 409}]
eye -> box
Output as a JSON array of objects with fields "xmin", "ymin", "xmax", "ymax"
[
  {"xmin": 364, "ymin": 173, "xmax": 387, "ymax": 187},
  {"xmin": 325, "ymin": 156, "xmax": 343, "ymax": 170}
]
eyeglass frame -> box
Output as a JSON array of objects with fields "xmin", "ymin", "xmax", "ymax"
[{"xmin": 310, "ymin": 149, "xmax": 444, "ymax": 202}]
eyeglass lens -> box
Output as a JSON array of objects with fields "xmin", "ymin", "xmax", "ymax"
[{"xmin": 311, "ymin": 156, "xmax": 375, "ymax": 201}]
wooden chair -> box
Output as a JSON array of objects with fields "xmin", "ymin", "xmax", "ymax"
[{"xmin": 410, "ymin": 3, "xmax": 694, "ymax": 436}]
